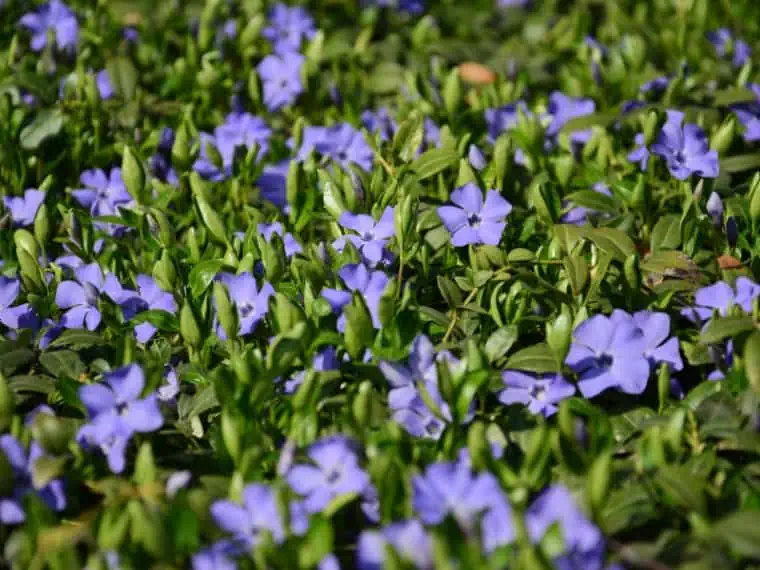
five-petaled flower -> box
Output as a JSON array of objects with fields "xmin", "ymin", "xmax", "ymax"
[
  {"xmin": 651, "ymin": 110, "xmax": 719, "ymax": 180},
  {"xmin": 333, "ymin": 207, "xmax": 395, "ymax": 266},
  {"xmin": 0, "ymin": 435, "xmax": 66, "ymax": 525},
  {"xmin": 3, "ymin": 189, "xmax": 45, "ymax": 227},
  {"xmin": 20, "ymin": 0, "xmax": 79, "ymax": 52},
  {"xmin": 214, "ymin": 272, "xmax": 275, "ymax": 339},
  {"xmin": 77, "ymin": 364, "xmax": 163, "ymax": 473},
  {"xmin": 55, "ymin": 263, "xmax": 125, "ymax": 331},
  {"xmin": 287, "ymin": 436, "xmax": 371, "ymax": 514},
  {"xmin": 321, "ymin": 263, "xmax": 389, "ymax": 332},
  {"xmin": 437, "ymin": 183, "xmax": 512, "ymax": 246},
  {"xmin": 210, "ymin": 483, "xmax": 285, "ymax": 551},
  {"xmin": 258, "ymin": 52, "xmax": 306, "ymax": 112},
  {"xmin": 357, "ymin": 520, "xmax": 433, "ymax": 570},
  {"xmin": 499, "ymin": 371, "xmax": 576, "ymax": 417},
  {"xmin": 262, "ymin": 3, "xmax": 316, "ymax": 54},
  {"xmin": 194, "ymin": 113, "xmax": 272, "ymax": 181}
]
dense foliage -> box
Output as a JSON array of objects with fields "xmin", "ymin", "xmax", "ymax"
[{"xmin": 2, "ymin": 0, "xmax": 760, "ymax": 568}]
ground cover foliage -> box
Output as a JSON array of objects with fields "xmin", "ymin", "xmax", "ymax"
[{"xmin": 1, "ymin": 0, "xmax": 760, "ymax": 568}]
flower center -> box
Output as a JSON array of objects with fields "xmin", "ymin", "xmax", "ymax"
[
  {"xmin": 361, "ymin": 231, "xmax": 374, "ymax": 242},
  {"xmin": 529, "ymin": 384, "xmax": 547, "ymax": 401},
  {"xmin": 467, "ymin": 213, "xmax": 482, "ymax": 227},
  {"xmin": 326, "ymin": 468, "xmax": 342, "ymax": 485},
  {"xmin": 425, "ymin": 419, "xmax": 441, "ymax": 436},
  {"xmin": 239, "ymin": 301, "xmax": 255, "ymax": 318},
  {"xmin": 598, "ymin": 353, "xmax": 614, "ymax": 368}
]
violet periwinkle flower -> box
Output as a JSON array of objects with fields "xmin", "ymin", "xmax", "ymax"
[
  {"xmin": 158, "ymin": 367, "xmax": 180, "ymax": 403},
  {"xmin": 257, "ymin": 160, "xmax": 290, "ymax": 211},
  {"xmin": 567, "ymin": 310, "xmax": 682, "ymax": 398},
  {"xmin": 284, "ymin": 347, "xmax": 339, "ymax": 393},
  {"xmin": 263, "ymin": 3, "xmax": 316, "ymax": 54},
  {"xmin": 126, "ymin": 275, "xmax": 178, "ymax": 343},
  {"xmin": 165, "ymin": 470, "xmax": 192, "ymax": 498},
  {"xmin": 211, "ymin": 484, "xmax": 285, "ymax": 551},
  {"xmin": 437, "ymin": 183, "xmax": 512, "ymax": 246},
  {"xmin": 485, "ymin": 101, "xmax": 528, "ymax": 143},
  {"xmin": 682, "ymin": 278, "xmax": 760, "ymax": 325},
  {"xmin": 194, "ymin": 113, "xmax": 272, "ymax": 181},
  {"xmin": 565, "ymin": 313, "xmax": 649, "ymax": 398},
  {"xmin": 544, "ymin": 91, "xmax": 596, "ymax": 146},
  {"xmin": 362, "ymin": 107, "xmax": 398, "ymax": 142},
  {"xmin": 215, "ymin": 272, "xmax": 275, "ymax": 338},
  {"xmin": 0, "ymin": 276, "xmax": 38, "ymax": 330},
  {"xmin": 258, "ymin": 222, "xmax": 302, "ymax": 257},
  {"xmin": 706, "ymin": 192, "xmax": 724, "ymax": 227},
  {"xmin": 708, "ymin": 29, "xmax": 752, "ymax": 67},
  {"xmin": 0, "ymin": 435, "xmax": 66, "ymax": 525},
  {"xmin": 318, "ymin": 555, "xmax": 341, "ymax": 570},
  {"xmin": 3, "ymin": 189, "xmax": 44, "ymax": 227},
  {"xmin": 651, "ymin": 110, "xmax": 719, "ymax": 180},
  {"xmin": 73, "ymin": 167, "xmax": 132, "ymax": 217},
  {"xmin": 640, "ymin": 75, "xmax": 672, "ymax": 95},
  {"xmin": 20, "ymin": 0, "xmax": 79, "ymax": 52},
  {"xmin": 526, "ymin": 485, "xmax": 607, "ymax": 570},
  {"xmin": 357, "ymin": 520, "xmax": 434, "ymax": 570},
  {"xmin": 499, "ymin": 371, "xmax": 576, "ymax": 417},
  {"xmin": 258, "ymin": 51, "xmax": 305, "ymax": 112},
  {"xmin": 297, "ymin": 124, "xmax": 375, "ymax": 172},
  {"xmin": 54, "ymin": 263, "xmax": 126, "ymax": 331},
  {"xmin": 561, "ymin": 182, "xmax": 612, "ymax": 226},
  {"xmin": 150, "ymin": 127, "xmax": 179, "ymax": 185},
  {"xmin": 627, "ymin": 133, "xmax": 650, "ymax": 171},
  {"xmin": 77, "ymin": 364, "xmax": 163, "ymax": 473},
  {"xmin": 321, "ymin": 263, "xmax": 389, "ymax": 332},
  {"xmin": 412, "ymin": 459, "xmax": 513, "ymax": 549},
  {"xmin": 468, "ymin": 144, "xmax": 487, "ymax": 170},
  {"xmin": 333, "ymin": 207, "xmax": 395, "ymax": 266},
  {"xmin": 380, "ymin": 335, "xmax": 468, "ymax": 439},
  {"xmin": 96, "ymin": 69, "xmax": 113, "ymax": 99},
  {"xmin": 286, "ymin": 436, "xmax": 371, "ymax": 514},
  {"xmin": 191, "ymin": 542, "xmax": 238, "ymax": 570},
  {"xmin": 732, "ymin": 101, "xmax": 760, "ymax": 142}
]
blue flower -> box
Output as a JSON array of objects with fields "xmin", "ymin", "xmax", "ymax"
[
  {"xmin": 20, "ymin": 0, "xmax": 78, "ymax": 52},
  {"xmin": 77, "ymin": 364, "xmax": 163, "ymax": 473},
  {"xmin": 258, "ymin": 51, "xmax": 306, "ymax": 112},
  {"xmin": 651, "ymin": 110, "xmax": 719, "ymax": 180}
]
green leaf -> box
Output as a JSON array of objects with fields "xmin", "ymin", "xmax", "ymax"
[
  {"xmin": 744, "ymin": 331, "xmax": 760, "ymax": 395},
  {"xmin": 584, "ymin": 227, "xmax": 635, "ymax": 262},
  {"xmin": 0, "ymin": 349, "xmax": 35, "ymax": 375},
  {"xmin": 49, "ymin": 330, "xmax": 106, "ymax": 349},
  {"xmin": 563, "ymin": 254, "xmax": 589, "ymax": 296},
  {"xmin": 699, "ymin": 316, "xmax": 756, "ymax": 344},
  {"xmin": 640, "ymin": 250, "xmax": 693, "ymax": 274},
  {"xmin": 484, "ymin": 326, "xmax": 518, "ymax": 363},
  {"xmin": 654, "ymin": 465, "xmax": 706, "ymax": 514},
  {"xmin": 20, "ymin": 109, "xmax": 64, "ymax": 150},
  {"xmin": 188, "ymin": 259, "xmax": 225, "ymax": 298},
  {"xmin": 8, "ymin": 375, "xmax": 56, "ymax": 395},
  {"xmin": 130, "ymin": 310, "xmax": 180, "ymax": 332},
  {"xmin": 559, "ymin": 110, "xmax": 619, "ymax": 133},
  {"xmin": 106, "ymin": 56, "xmax": 139, "ymax": 100},
  {"xmin": 721, "ymin": 153, "xmax": 760, "ymax": 173},
  {"xmin": 505, "ymin": 343, "xmax": 559, "ymax": 373},
  {"xmin": 393, "ymin": 113, "xmax": 424, "ymax": 162},
  {"xmin": 40, "ymin": 350, "xmax": 85, "ymax": 380},
  {"xmin": 553, "ymin": 224, "xmax": 586, "ymax": 253},
  {"xmin": 711, "ymin": 511, "xmax": 760, "ymax": 558},
  {"xmin": 412, "ymin": 147, "xmax": 460, "ymax": 181},
  {"xmin": 563, "ymin": 190, "xmax": 618, "ymax": 213},
  {"xmin": 649, "ymin": 214, "xmax": 681, "ymax": 252},
  {"xmin": 367, "ymin": 62, "xmax": 404, "ymax": 94},
  {"xmin": 31, "ymin": 455, "xmax": 67, "ymax": 489},
  {"xmin": 713, "ymin": 87, "xmax": 758, "ymax": 106}
]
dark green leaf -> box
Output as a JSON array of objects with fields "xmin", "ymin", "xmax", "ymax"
[
  {"xmin": 40, "ymin": 350, "xmax": 85, "ymax": 380},
  {"xmin": 563, "ymin": 190, "xmax": 618, "ymax": 213},
  {"xmin": 699, "ymin": 316, "xmax": 756, "ymax": 345},
  {"xmin": 505, "ymin": 343, "xmax": 559, "ymax": 373},
  {"xmin": 0, "ymin": 349, "xmax": 35, "ymax": 375},
  {"xmin": 649, "ymin": 214, "xmax": 681, "ymax": 251},
  {"xmin": 20, "ymin": 109, "xmax": 64, "ymax": 150},
  {"xmin": 188, "ymin": 259, "xmax": 225, "ymax": 298},
  {"xmin": 412, "ymin": 147, "xmax": 460, "ymax": 181},
  {"xmin": 49, "ymin": 330, "xmax": 106, "ymax": 350},
  {"xmin": 130, "ymin": 310, "xmax": 180, "ymax": 332},
  {"xmin": 106, "ymin": 56, "xmax": 139, "ymax": 100},
  {"xmin": 721, "ymin": 153, "xmax": 760, "ymax": 173}
]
